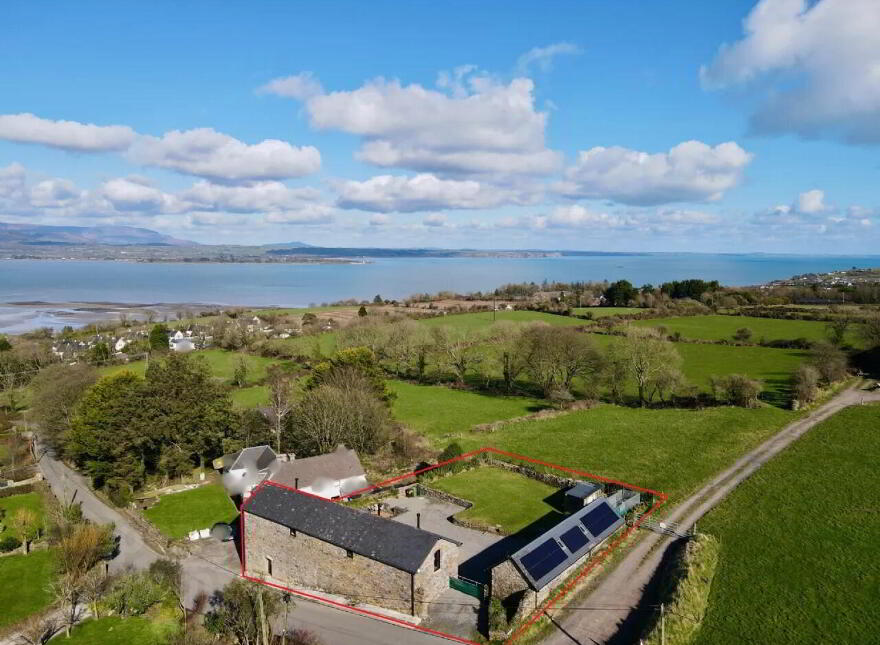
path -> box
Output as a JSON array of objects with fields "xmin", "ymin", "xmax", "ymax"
[
  {"xmin": 24, "ymin": 445, "xmax": 455, "ymax": 645},
  {"xmin": 543, "ymin": 384, "xmax": 880, "ymax": 645}
]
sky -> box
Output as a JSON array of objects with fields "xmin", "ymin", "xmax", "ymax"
[{"xmin": 1, "ymin": 0, "xmax": 879, "ymax": 253}]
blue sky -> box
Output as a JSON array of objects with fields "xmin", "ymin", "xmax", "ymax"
[{"xmin": 1, "ymin": 0, "xmax": 878, "ymax": 252}]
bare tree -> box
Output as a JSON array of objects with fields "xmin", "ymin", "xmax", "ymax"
[
  {"xmin": 50, "ymin": 572, "xmax": 84, "ymax": 638},
  {"xmin": 431, "ymin": 327, "xmax": 484, "ymax": 385},
  {"xmin": 266, "ymin": 366, "xmax": 294, "ymax": 454},
  {"xmin": 490, "ymin": 322, "xmax": 527, "ymax": 392},
  {"xmin": 16, "ymin": 614, "xmax": 57, "ymax": 644},
  {"xmin": 621, "ymin": 327, "xmax": 683, "ymax": 406}
]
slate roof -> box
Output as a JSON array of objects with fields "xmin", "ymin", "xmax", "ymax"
[
  {"xmin": 245, "ymin": 483, "xmax": 459, "ymax": 574},
  {"xmin": 269, "ymin": 445, "xmax": 367, "ymax": 495},
  {"xmin": 565, "ymin": 481, "xmax": 601, "ymax": 500},
  {"xmin": 226, "ymin": 446, "xmax": 277, "ymax": 473}
]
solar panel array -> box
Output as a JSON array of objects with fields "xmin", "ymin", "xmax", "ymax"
[
  {"xmin": 581, "ymin": 502, "xmax": 621, "ymax": 537},
  {"xmin": 510, "ymin": 497, "xmax": 625, "ymax": 590}
]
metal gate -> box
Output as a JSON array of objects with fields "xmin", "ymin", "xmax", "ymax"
[{"xmin": 449, "ymin": 576, "xmax": 484, "ymax": 599}]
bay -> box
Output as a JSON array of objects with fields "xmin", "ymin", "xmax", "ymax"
[{"xmin": 1, "ymin": 253, "xmax": 877, "ymax": 333}]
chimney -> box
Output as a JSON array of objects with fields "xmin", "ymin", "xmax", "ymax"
[{"xmin": 416, "ymin": 513, "xmax": 421, "ymax": 529}]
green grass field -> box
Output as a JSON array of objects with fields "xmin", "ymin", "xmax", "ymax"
[
  {"xmin": 230, "ymin": 385, "xmax": 270, "ymax": 408},
  {"xmin": 448, "ymin": 403, "xmax": 795, "ymax": 503},
  {"xmin": 0, "ymin": 491, "xmax": 45, "ymax": 541},
  {"xmin": 389, "ymin": 381, "xmax": 547, "ymax": 441},
  {"xmin": 418, "ymin": 310, "xmax": 588, "ymax": 331},
  {"xmin": 589, "ymin": 334, "xmax": 806, "ymax": 406},
  {"xmin": 143, "ymin": 484, "xmax": 237, "ymax": 539},
  {"xmin": 631, "ymin": 314, "xmax": 860, "ymax": 346},
  {"xmin": 572, "ymin": 307, "xmax": 643, "ymax": 318},
  {"xmin": 99, "ymin": 349, "xmax": 286, "ymax": 386},
  {"xmin": 64, "ymin": 611, "xmax": 179, "ymax": 645},
  {"xmin": 0, "ymin": 549, "xmax": 56, "ymax": 628},
  {"xmin": 693, "ymin": 403, "xmax": 880, "ymax": 645},
  {"xmin": 265, "ymin": 331, "xmax": 339, "ymax": 359},
  {"xmin": 430, "ymin": 466, "xmax": 565, "ymax": 535}
]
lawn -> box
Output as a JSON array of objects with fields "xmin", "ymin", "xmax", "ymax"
[
  {"xmin": 418, "ymin": 310, "xmax": 588, "ymax": 331},
  {"xmin": 631, "ymin": 314, "xmax": 861, "ymax": 346},
  {"xmin": 230, "ymin": 384, "xmax": 269, "ymax": 408},
  {"xmin": 447, "ymin": 403, "xmax": 796, "ymax": 503},
  {"xmin": 692, "ymin": 403, "xmax": 880, "ymax": 645},
  {"xmin": 572, "ymin": 306, "xmax": 643, "ymax": 318},
  {"xmin": 430, "ymin": 466, "xmax": 565, "ymax": 535},
  {"xmin": 0, "ymin": 491, "xmax": 45, "ymax": 540},
  {"xmin": 143, "ymin": 484, "xmax": 237, "ymax": 539},
  {"xmin": 0, "ymin": 549, "xmax": 56, "ymax": 628},
  {"xmin": 389, "ymin": 380, "xmax": 547, "ymax": 443},
  {"xmin": 265, "ymin": 331, "xmax": 339, "ymax": 359},
  {"xmin": 64, "ymin": 613, "xmax": 177, "ymax": 645},
  {"xmin": 100, "ymin": 349, "xmax": 286, "ymax": 386}
]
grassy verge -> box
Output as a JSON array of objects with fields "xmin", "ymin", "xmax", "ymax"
[
  {"xmin": 692, "ymin": 403, "xmax": 880, "ymax": 644},
  {"xmin": 143, "ymin": 484, "xmax": 237, "ymax": 539},
  {"xmin": 64, "ymin": 611, "xmax": 178, "ymax": 645},
  {"xmin": 641, "ymin": 534, "xmax": 720, "ymax": 645},
  {"xmin": 429, "ymin": 466, "xmax": 564, "ymax": 535},
  {"xmin": 0, "ymin": 549, "xmax": 56, "ymax": 628}
]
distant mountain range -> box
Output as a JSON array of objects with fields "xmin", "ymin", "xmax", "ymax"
[{"xmin": 0, "ymin": 222, "xmax": 196, "ymax": 246}]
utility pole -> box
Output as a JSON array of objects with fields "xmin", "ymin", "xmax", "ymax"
[{"xmin": 493, "ymin": 294, "xmax": 496, "ymax": 321}]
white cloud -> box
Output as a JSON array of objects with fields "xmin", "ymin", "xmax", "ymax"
[
  {"xmin": 130, "ymin": 128, "xmax": 320, "ymax": 182},
  {"xmin": 259, "ymin": 72, "xmax": 324, "ymax": 100},
  {"xmin": 0, "ymin": 113, "xmax": 136, "ymax": 152},
  {"xmin": 532, "ymin": 205, "xmax": 627, "ymax": 230},
  {"xmin": 181, "ymin": 180, "xmax": 322, "ymax": 213},
  {"xmin": 701, "ymin": 0, "xmax": 880, "ymax": 143},
  {"xmin": 336, "ymin": 173, "xmax": 534, "ymax": 212},
  {"xmin": 29, "ymin": 178, "xmax": 83, "ymax": 208},
  {"xmin": 98, "ymin": 176, "xmax": 183, "ymax": 214},
  {"xmin": 557, "ymin": 141, "xmax": 752, "ymax": 205},
  {"xmin": 423, "ymin": 213, "xmax": 448, "ymax": 227},
  {"xmin": 0, "ymin": 163, "xmax": 27, "ymax": 200},
  {"xmin": 270, "ymin": 69, "xmax": 561, "ymax": 176},
  {"xmin": 795, "ymin": 189, "xmax": 825, "ymax": 214},
  {"xmin": 264, "ymin": 204, "xmax": 334, "ymax": 225},
  {"xmin": 368, "ymin": 214, "xmax": 392, "ymax": 226},
  {"xmin": 515, "ymin": 42, "xmax": 581, "ymax": 75}
]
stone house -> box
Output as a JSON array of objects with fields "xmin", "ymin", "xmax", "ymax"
[{"xmin": 244, "ymin": 482, "xmax": 460, "ymax": 616}]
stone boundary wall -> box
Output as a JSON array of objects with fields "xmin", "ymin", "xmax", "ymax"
[
  {"xmin": 419, "ymin": 485, "xmax": 473, "ymax": 510},
  {"xmin": 485, "ymin": 458, "xmax": 579, "ymax": 490}
]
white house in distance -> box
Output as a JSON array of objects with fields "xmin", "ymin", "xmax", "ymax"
[{"xmin": 215, "ymin": 444, "xmax": 369, "ymax": 501}]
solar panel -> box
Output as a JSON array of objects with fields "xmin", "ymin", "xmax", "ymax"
[
  {"xmin": 559, "ymin": 526, "xmax": 588, "ymax": 553},
  {"xmin": 520, "ymin": 538, "xmax": 567, "ymax": 582},
  {"xmin": 580, "ymin": 501, "xmax": 620, "ymax": 537}
]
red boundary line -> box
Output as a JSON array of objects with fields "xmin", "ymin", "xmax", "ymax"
[{"xmin": 238, "ymin": 447, "xmax": 668, "ymax": 644}]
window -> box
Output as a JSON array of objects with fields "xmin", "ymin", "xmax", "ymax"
[
  {"xmin": 266, "ymin": 557, "xmax": 273, "ymax": 576},
  {"xmin": 346, "ymin": 549, "xmax": 354, "ymax": 559},
  {"xmin": 289, "ymin": 528, "xmax": 297, "ymax": 537},
  {"xmin": 434, "ymin": 549, "xmax": 441, "ymax": 571}
]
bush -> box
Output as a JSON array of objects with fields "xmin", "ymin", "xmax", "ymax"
[
  {"xmin": 104, "ymin": 571, "xmax": 168, "ymax": 616},
  {"xmin": 0, "ymin": 534, "xmax": 22, "ymax": 552}
]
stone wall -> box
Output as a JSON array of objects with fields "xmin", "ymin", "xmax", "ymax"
[
  {"xmin": 486, "ymin": 458, "xmax": 580, "ymax": 490},
  {"xmin": 244, "ymin": 512, "xmax": 456, "ymax": 616},
  {"xmin": 413, "ymin": 539, "xmax": 459, "ymax": 615}
]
